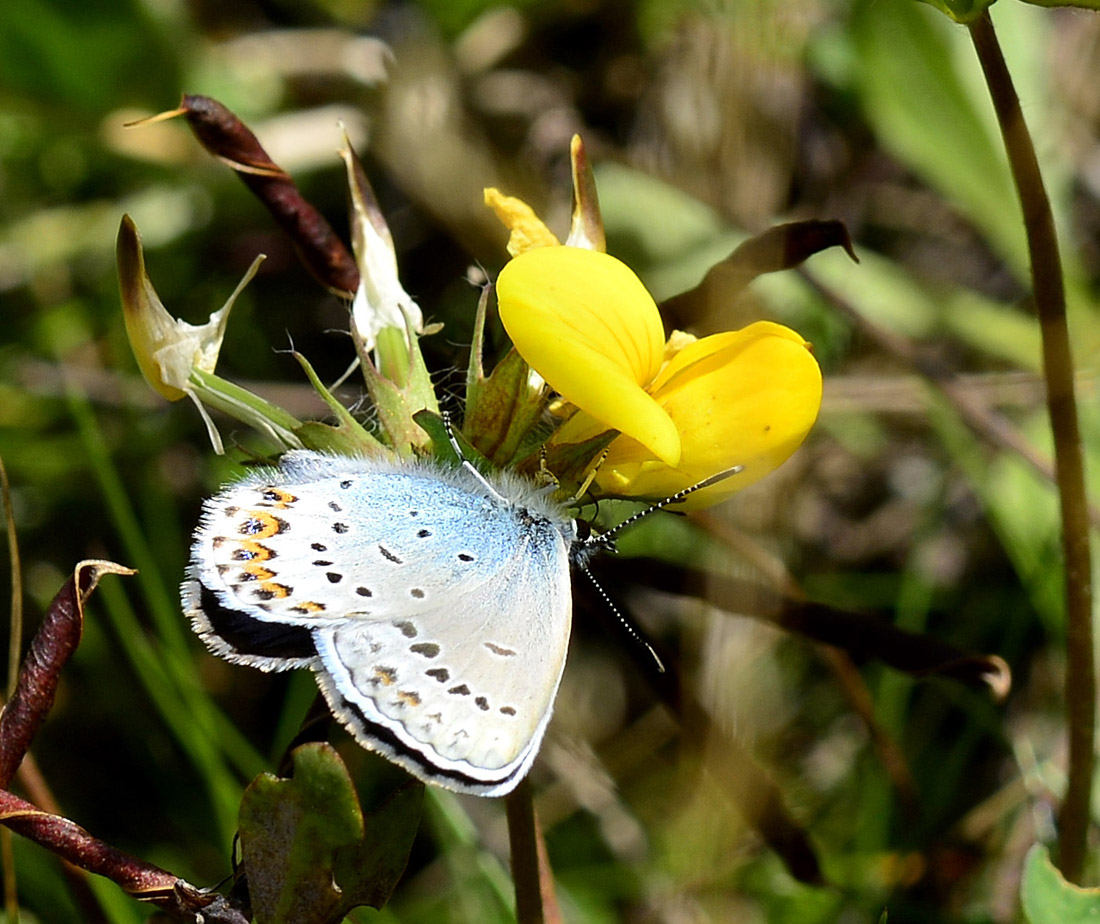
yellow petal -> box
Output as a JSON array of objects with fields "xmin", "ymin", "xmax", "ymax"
[
  {"xmin": 496, "ymin": 247, "xmax": 680, "ymax": 466},
  {"xmin": 597, "ymin": 321, "xmax": 822, "ymax": 506},
  {"xmin": 483, "ymin": 188, "xmax": 560, "ymax": 256}
]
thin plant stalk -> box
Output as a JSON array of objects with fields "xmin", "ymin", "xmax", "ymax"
[
  {"xmin": 505, "ymin": 778, "xmax": 560, "ymax": 924},
  {"xmin": 969, "ymin": 10, "xmax": 1095, "ymax": 883}
]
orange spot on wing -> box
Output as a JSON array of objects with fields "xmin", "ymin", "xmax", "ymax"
[
  {"xmin": 239, "ymin": 510, "xmax": 288, "ymax": 540},
  {"xmin": 396, "ymin": 690, "xmax": 422, "ymax": 707},
  {"xmin": 237, "ymin": 540, "xmax": 272, "ymax": 561},
  {"xmin": 260, "ymin": 487, "xmax": 299, "ymax": 508}
]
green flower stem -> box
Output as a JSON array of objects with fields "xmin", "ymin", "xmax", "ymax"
[
  {"xmin": 969, "ymin": 10, "xmax": 1095, "ymax": 883},
  {"xmin": 188, "ymin": 368, "xmax": 303, "ymax": 449},
  {"xmin": 505, "ymin": 778, "xmax": 559, "ymax": 924}
]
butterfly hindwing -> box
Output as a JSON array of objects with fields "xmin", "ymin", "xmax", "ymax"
[{"xmin": 314, "ymin": 532, "xmax": 573, "ymax": 795}]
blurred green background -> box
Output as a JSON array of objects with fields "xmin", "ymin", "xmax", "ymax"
[{"xmin": 1, "ymin": 0, "xmax": 1099, "ymax": 921}]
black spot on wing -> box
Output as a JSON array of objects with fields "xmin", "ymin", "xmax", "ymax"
[{"xmin": 197, "ymin": 584, "xmax": 316, "ymax": 661}]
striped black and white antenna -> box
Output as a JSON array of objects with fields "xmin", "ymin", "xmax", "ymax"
[
  {"xmin": 575, "ymin": 464, "xmax": 745, "ymax": 674},
  {"xmin": 443, "ymin": 411, "xmax": 744, "ymax": 675},
  {"xmin": 581, "ymin": 464, "xmax": 744, "ymax": 552}
]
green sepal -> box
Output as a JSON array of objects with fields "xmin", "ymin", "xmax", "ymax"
[
  {"xmin": 290, "ymin": 352, "xmax": 389, "ymax": 457},
  {"xmin": 357, "ymin": 337, "xmax": 439, "ymax": 458},
  {"xmin": 463, "ymin": 348, "xmax": 550, "ymax": 467},
  {"xmin": 412, "ymin": 409, "xmax": 494, "ymax": 473},
  {"xmin": 517, "ymin": 427, "xmax": 618, "ymax": 500}
]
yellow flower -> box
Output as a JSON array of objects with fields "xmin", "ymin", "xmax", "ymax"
[
  {"xmin": 597, "ymin": 321, "xmax": 822, "ymax": 504},
  {"xmin": 495, "ymin": 245, "xmax": 822, "ymax": 507},
  {"xmin": 496, "ymin": 246, "xmax": 680, "ymax": 467}
]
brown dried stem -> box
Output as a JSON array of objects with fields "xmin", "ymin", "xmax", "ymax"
[
  {"xmin": 0, "ymin": 562, "xmax": 248, "ymax": 921},
  {"xmin": 607, "ymin": 559, "xmax": 1011, "ymax": 700},
  {"xmin": 1, "ymin": 454, "xmax": 21, "ymax": 923},
  {"xmin": 0, "ymin": 562, "xmax": 133, "ymax": 787}
]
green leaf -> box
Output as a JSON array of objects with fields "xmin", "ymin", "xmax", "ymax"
[
  {"xmin": 916, "ymin": 0, "xmax": 996, "ymax": 25},
  {"xmin": 412, "ymin": 408, "xmax": 495, "ymax": 474},
  {"xmin": 0, "ymin": 0, "xmax": 179, "ymax": 110},
  {"xmin": 239, "ymin": 743, "xmax": 423, "ymax": 924},
  {"xmin": 850, "ymin": 0, "xmax": 1027, "ymax": 273},
  {"xmin": 1021, "ymin": 843, "xmax": 1100, "ymax": 923}
]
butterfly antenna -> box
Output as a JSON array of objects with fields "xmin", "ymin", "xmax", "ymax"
[
  {"xmin": 585, "ymin": 464, "xmax": 744, "ymax": 548},
  {"xmin": 580, "ymin": 566, "xmax": 665, "ymax": 673},
  {"xmin": 442, "ymin": 411, "xmax": 510, "ymax": 504}
]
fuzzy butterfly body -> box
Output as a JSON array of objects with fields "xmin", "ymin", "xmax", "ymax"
[{"xmin": 183, "ymin": 451, "xmax": 576, "ymax": 796}]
